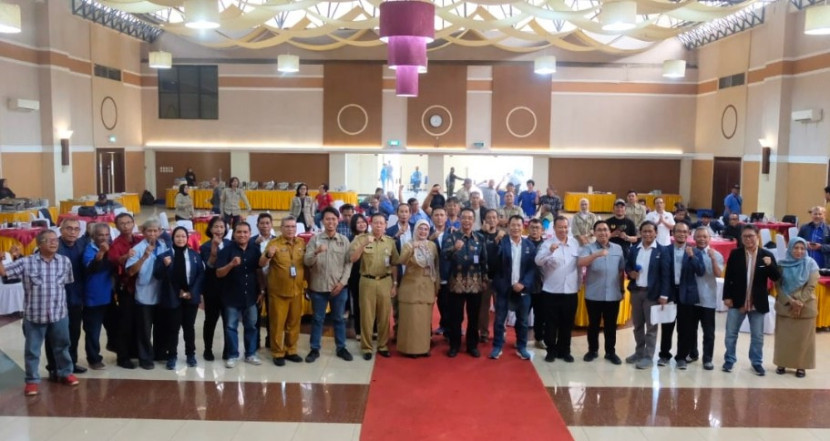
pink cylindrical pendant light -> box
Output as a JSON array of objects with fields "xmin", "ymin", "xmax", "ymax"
[{"xmin": 395, "ymin": 66, "xmax": 419, "ymax": 97}]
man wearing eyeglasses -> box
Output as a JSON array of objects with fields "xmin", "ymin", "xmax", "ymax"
[{"xmin": 45, "ymin": 219, "xmax": 88, "ymax": 380}]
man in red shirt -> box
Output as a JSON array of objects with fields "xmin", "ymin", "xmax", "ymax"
[
  {"xmin": 314, "ymin": 183, "xmax": 334, "ymax": 227},
  {"xmin": 107, "ymin": 213, "xmax": 143, "ymax": 369}
]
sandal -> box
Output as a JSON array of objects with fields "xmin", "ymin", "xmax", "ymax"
[
  {"xmin": 795, "ymin": 369, "xmax": 806, "ymax": 378},
  {"xmin": 775, "ymin": 367, "xmax": 786, "ymax": 375}
]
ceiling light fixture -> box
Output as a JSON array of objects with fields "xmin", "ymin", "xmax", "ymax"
[
  {"xmin": 805, "ymin": 4, "xmax": 830, "ymax": 35},
  {"xmin": 661, "ymin": 59, "xmax": 686, "ymax": 78},
  {"xmin": 600, "ymin": 1, "xmax": 637, "ymax": 32},
  {"xmin": 534, "ymin": 56, "xmax": 557, "ymax": 74},
  {"xmin": 0, "ymin": 2, "xmax": 21, "ymax": 34},
  {"xmin": 379, "ymin": 0, "xmax": 435, "ymax": 98},
  {"xmin": 185, "ymin": 0, "xmax": 220, "ymax": 30},
  {"xmin": 277, "ymin": 54, "xmax": 300, "ymax": 73},
  {"xmin": 149, "ymin": 51, "xmax": 173, "ymax": 69}
]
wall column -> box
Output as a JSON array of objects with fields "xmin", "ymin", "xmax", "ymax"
[{"xmin": 230, "ymin": 151, "xmax": 250, "ymax": 184}]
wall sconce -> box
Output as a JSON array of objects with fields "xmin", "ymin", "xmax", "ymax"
[
  {"xmin": 761, "ymin": 147, "xmax": 771, "ymax": 175},
  {"xmin": 59, "ymin": 129, "xmax": 73, "ymax": 166}
]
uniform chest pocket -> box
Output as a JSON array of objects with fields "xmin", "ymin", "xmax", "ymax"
[{"xmin": 29, "ymin": 274, "xmax": 44, "ymax": 286}]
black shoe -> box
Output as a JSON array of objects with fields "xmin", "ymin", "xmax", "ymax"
[
  {"xmin": 604, "ymin": 354, "xmax": 622, "ymax": 365},
  {"xmin": 117, "ymin": 359, "xmax": 136, "ymax": 370},
  {"xmin": 73, "ymin": 365, "xmax": 88, "ymax": 374},
  {"xmin": 377, "ymin": 350, "xmax": 391, "ymax": 358},
  {"xmin": 583, "ymin": 351, "xmax": 598, "ymax": 362},
  {"xmin": 544, "ymin": 352, "xmax": 556, "ymax": 363},
  {"xmin": 285, "ymin": 354, "xmax": 303, "ymax": 363},
  {"xmin": 796, "ymin": 369, "xmax": 806, "ymax": 378},
  {"xmin": 447, "ymin": 348, "xmax": 458, "ymax": 358},
  {"xmin": 561, "ymin": 354, "xmax": 575, "ymax": 363},
  {"xmin": 273, "ymin": 357, "xmax": 285, "ymax": 366},
  {"xmin": 468, "ymin": 348, "xmax": 481, "ymax": 358},
  {"xmin": 362, "ymin": 352, "xmax": 373, "ymax": 361},
  {"xmin": 106, "ymin": 343, "xmax": 116, "ymax": 353},
  {"xmin": 336, "ymin": 348, "xmax": 353, "ymax": 361},
  {"xmin": 203, "ymin": 350, "xmax": 215, "ymax": 361},
  {"xmin": 139, "ymin": 361, "xmax": 154, "ymax": 370},
  {"xmin": 305, "ymin": 350, "xmax": 320, "ymax": 363},
  {"xmin": 776, "ymin": 366, "xmax": 786, "ymax": 375}
]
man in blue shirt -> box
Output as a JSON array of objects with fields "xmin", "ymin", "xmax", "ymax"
[
  {"xmin": 82, "ymin": 223, "xmax": 114, "ymax": 370},
  {"xmin": 410, "ymin": 166, "xmax": 423, "ymax": 194},
  {"xmin": 798, "ymin": 206, "xmax": 830, "ymax": 268},
  {"xmin": 517, "ymin": 179, "xmax": 539, "ymax": 217},
  {"xmin": 723, "ymin": 184, "xmax": 742, "ymax": 222}
]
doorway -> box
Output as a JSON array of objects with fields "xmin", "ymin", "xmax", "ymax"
[
  {"xmin": 97, "ymin": 148, "xmax": 125, "ymax": 194},
  {"xmin": 711, "ymin": 157, "xmax": 741, "ymax": 216}
]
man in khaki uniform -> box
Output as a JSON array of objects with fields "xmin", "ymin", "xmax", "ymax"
[
  {"xmin": 260, "ymin": 216, "xmax": 307, "ymax": 366},
  {"xmin": 349, "ymin": 213, "xmax": 399, "ymax": 360},
  {"xmin": 625, "ymin": 190, "xmax": 647, "ymax": 228}
]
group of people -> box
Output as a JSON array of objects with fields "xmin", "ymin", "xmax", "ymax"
[{"xmin": 8, "ymin": 177, "xmax": 826, "ymax": 398}]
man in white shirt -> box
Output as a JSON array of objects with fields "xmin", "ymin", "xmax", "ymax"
[
  {"xmin": 624, "ymin": 221, "xmax": 663, "ymax": 369},
  {"xmin": 534, "ymin": 216, "xmax": 580, "ymax": 363},
  {"xmin": 645, "ymin": 197, "xmax": 675, "ymax": 246}
]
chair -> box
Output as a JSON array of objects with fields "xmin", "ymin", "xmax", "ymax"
[
  {"xmin": 110, "ymin": 228, "xmax": 121, "ymax": 241},
  {"xmin": 332, "ymin": 200, "xmax": 345, "ymax": 211},
  {"xmin": 113, "ymin": 207, "xmax": 128, "ymax": 216},
  {"xmin": 296, "ymin": 223, "xmax": 306, "ymax": 234},
  {"xmin": 781, "ymin": 215, "xmax": 798, "ymax": 226},
  {"xmin": 70, "ymin": 205, "xmax": 81, "ymax": 214},
  {"xmin": 788, "ymin": 227, "xmax": 799, "ymax": 242},
  {"xmin": 159, "ymin": 212, "xmax": 170, "ymax": 230},
  {"xmin": 28, "ymin": 213, "xmax": 37, "ymax": 222},
  {"xmin": 388, "ymin": 214, "xmax": 398, "ymax": 226},
  {"xmin": 78, "ymin": 220, "xmax": 87, "ymax": 235},
  {"xmin": 246, "ymin": 214, "xmax": 259, "ymax": 227},
  {"xmin": 176, "ymin": 220, "xmax": 194, "ymax": 231},
  {"xmin": 759, "ymin": 229, "xmax": 773, "ymax": 247},
  {"xmin": 738, "ymin": 214, "xmax": 749, "ymax": 222},
  {"xmin": 38, "ymin": 208, "xmax": 54, "ymax": 226},
  {"xmin": 775, "ymin": 239, "xmax": 788, "ymax": 260}
]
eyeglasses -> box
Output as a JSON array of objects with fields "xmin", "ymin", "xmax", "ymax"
[{"xmin": 62, "ymin": 227, "xmax": 81, "ymax": 232}]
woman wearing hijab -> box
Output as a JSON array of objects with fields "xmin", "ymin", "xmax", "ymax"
[
  {"xmin": 396, "ymin": 219, "xmax": 440, "ymax": 357},
  {"xmin": 774, "ymin": 237, "xmax": 820, "ymax": 378},
  {"xmin": 571, "ymin": 198, "xmax": 598, "ymax": 246},
  {"xmin": 174, "ymin": 184, "xmax": 195, "ymax": 221},
  {"xmin": 290, "ymin": 183, "xmax": 315, "ymax": 232},
  {"xmin": 155, "ymin": 227, "xmax": 205, "ymax": 370}
]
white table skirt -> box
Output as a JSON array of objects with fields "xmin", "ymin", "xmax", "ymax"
[
  {"xmin": 739, "ymin": 295, "xmax": 776, "ymax": 335},
  {"xmin": 0, "ymin": 282, "xmax": 24, "ymax": 315}
]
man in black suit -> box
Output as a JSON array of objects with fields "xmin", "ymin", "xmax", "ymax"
[
  {"xmin": 722, "ymin": 224, "xmax": 781, "ymax": 376},
  {"xmin": 624, "ymin": 221, "xmax": 663, "ymax": 370}
]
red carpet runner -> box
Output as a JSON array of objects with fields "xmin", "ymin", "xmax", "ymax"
[{"xmin": 361, "ymin": 314, "xmax": 573, "ymax": 440}]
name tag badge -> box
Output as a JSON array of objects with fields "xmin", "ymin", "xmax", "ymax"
[
  {"xmin": 384, "ymin": 256, "xmax": 391, "ymax": 267},
  {"xmin": 290, "ymin": 265, "xmax": 297, "ymax": 278},
  {"xmin": 473, "ymin": 254, "xmax": 480, "ymax": 264}
]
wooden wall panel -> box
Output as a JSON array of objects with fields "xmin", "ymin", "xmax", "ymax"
[
  {"xmin": 741, "ymin": 161, "xmax": 759, "ymax": 214},
  {"xmin": 154, "ymin": 151, "xmax": 229, "ymax": 194},
  {"xmin": 1, "ymin": 153, "xmax": 44, "ymax": 199},
  {"xmin": 492, "ymin": 64, "xmax": 551, "ymax": 149},
  {"xmin": 787, "ymin": 163, "xmax": 828, "ymax": 219},
  {"xmin": 548, "ymin": 158, "xmax": 681, "ymax": 199},
  {"xmin": 407, "ymin": 64, "xmax": 467, "ymax": 148},
  {"xmin": 72, "ymin": 152, "xmax": 96, "ymax": 197},
  {"xmin": 690, "ymin": 159, "xmax": 714, "ymax": 210},
  {"xmin": 249, "ymin": 153, "xmax": 329, "ymax": 188},
  {"xmin": 323, "ymin": 63, "xmax": 382, "ymax": 147}
]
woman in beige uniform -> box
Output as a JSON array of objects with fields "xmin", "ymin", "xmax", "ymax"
[{"xmin": 396, "ymin": 219, "xmax": 440, "ymax": 357}]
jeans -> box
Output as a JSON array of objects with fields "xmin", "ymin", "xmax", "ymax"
[
  {"xmin": 492, "ymin": 291, "xmax": 531, "ymax": 350},
  {"xmin": 724, "ymin": 308, "xmax": 765, "ymax": 366},
  {"xmin": 23, "ymin": 317, "xmax": 72, "ymax": 383},
  {"xmin": 45, "ymin": 304, "xmax": 81, "ymax": 372},
  {"xmin": 310, "ymin": 289, "xmax": 349, "ymax": 350},
  {"xmin": 225, "ymin": 304, "xmax": 258, "ymax": 359},
  {"xmin": 83, "ymin": 305, "xmax": 108, "ymax": 364}
]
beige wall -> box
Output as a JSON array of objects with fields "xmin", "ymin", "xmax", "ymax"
[
  {"xmin": 741, "ymin": 161, "xmax": 760, "ymax": 214},
  {"xmin": 125, "ymin": 151, "xmax": 145, "ymax": 193},
  {"xmin": 71, "ymin": 152, "xmax": 96, "ymax": 197},
  {"xmin": 787, "ymin": 163, "xmax": 828, "ymax": 219},
  {"xmin": 690, "ymin": 160, "xmax": 714, "ymax": 209},
  {"xmin": 1, "ymin": 153, "xmax": 44, "ymax": 199}
]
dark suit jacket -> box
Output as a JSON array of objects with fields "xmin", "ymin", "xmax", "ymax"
[
  {"xmin": 493, "ymin": 237, "xmax": 538, "ymax": 296},
  {"xmin": 154, "ymin": 248, "xmax": 205, "ymax": 308},
  {"xmin": 691, "ymin": 220, "xmax": 724, "ymax": 234},
  {"xmin": 432, "ymin": 229, "xmax": 452, "ymax": 283},
  {"xmin": 798, "ymin": 222, "xmax": 830, "ymax": 267},
  {"xmin": 626, "ymin": 244, "xmax": 663, "ymax": 301},
  {"xmin": 722, "ymin": 247, "xmax": 780, "ymax": 313},
  {"xmin": 660, "ymin": 245, "xmax": 705, "ymax": 305}
]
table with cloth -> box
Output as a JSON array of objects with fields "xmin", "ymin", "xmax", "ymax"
[
  {"xmin": 639, "ymin": 194, "xmax": 683, "ymax": 211},
  {"xmin": 563, "ymin": 192, "xmax": 617, "ymax": 213},
  {"xmin": 57, "ymin": 213, "xmax": 116, "ymax": 227},
  {"xmin": 59, "ymin": 194, "xmax": 140, "ymax": 215},
  {"xmin": 165, "ymin": 189, "xmax": 359, "ymax": 211},
  {"xmin": 191, "ymin": 215, "xmax": 214, "ymax": 244},
  {"xmin": 816, "ymin": 277, "xmax": 830, "ymax": 329},
  {"xmin": 0, "ymin": 207, "xmax": 58, "ymax": 224},
  {"xmin": 0, "ymin": 227, "xmax": 46, "ymax": 256},
  {"xmin": 0, "ymin": 281, "xmax": 23, "ymax": 315},
  {"xmin": 752, "ymin": 222, "xmax": 795, "ymax": 243}
]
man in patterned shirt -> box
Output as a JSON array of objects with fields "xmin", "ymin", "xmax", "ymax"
[{"xmin": 0, "ymin": 229, "xmax": 79, "ymax": 396}]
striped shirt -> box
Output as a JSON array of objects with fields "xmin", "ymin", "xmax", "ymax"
[{"xmin": 5, "ymin": 253, "xmax": 74, "ymax": 324}]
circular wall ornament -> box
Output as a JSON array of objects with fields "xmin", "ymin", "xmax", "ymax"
[
  {"xmin": 721, "ymin": 104, "xmax": 738, "ymax": 140},
  {"xmin": 336, "ymin": 104, "xmax": 369, "ymax": 136},
  {"xmin": 101, "ymin": 96, "xmax": 118, "ymax": 130},
  {"xmin": 505, "ymin": 106, "xmax": 537, "ymax": 139},
  {"xmin": 421, "ymin": 105, "xmax": 453, "ymax": 137}
]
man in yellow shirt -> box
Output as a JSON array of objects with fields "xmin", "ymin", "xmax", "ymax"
[{"xmin": 260, "ymin": 216, "xmax": 307, "ymax": 366}]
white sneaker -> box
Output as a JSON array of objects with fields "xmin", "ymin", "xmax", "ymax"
[
  {"xmin": 225, "ymin": 358, "xmax": 238, "ymax": 368},
  {"xmin": 245, "ymin": 355, "xmax": 262, "ymax": 366}
]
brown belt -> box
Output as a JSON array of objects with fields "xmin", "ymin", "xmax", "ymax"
[{"xmin": 362, "ymin": 274, "xmax": 390, "ymax": 280}]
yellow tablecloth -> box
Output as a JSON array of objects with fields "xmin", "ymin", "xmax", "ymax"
[
  {"xmin": 0, "ymin": 207, "xmax": 58, "ymax": 224},
  {"xmin": 59, "ymin": 194, "xmax": 141, "ymax": 215},
  {"xmin": 640, "ymin": 194, "xmax": 683, "ymax": 211},
  {"xmin": 564, "ymin": 193, "xmax": 617, "ymax": 213},
  {"xmin": 817, "ymin": 278, "xmax": 830, "ymax": 328},
  {"xmin": 574, "ymin": 285, "xmax": 632, "ymax": 327},
  {"xmin": 166, "ymin": 189, "xmax": 359, "ymax": 211}
]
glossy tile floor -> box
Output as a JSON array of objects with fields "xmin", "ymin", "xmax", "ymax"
[{"xmin": 1, "ymin": 309, "xmax": 829, "ymax": 441}]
